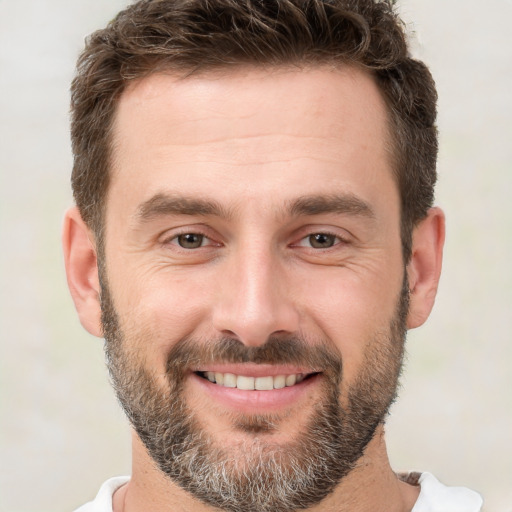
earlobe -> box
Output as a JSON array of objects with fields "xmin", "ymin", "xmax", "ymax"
[
  {"xmin": 62, "ymin": 207, "xmax": 103, "ymax": 337},
  {"xmin": 406, "ymin": 207, "xmax": 445, "ymax": 329}
]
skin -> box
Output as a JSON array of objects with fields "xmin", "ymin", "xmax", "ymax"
[{"xmin": 63, "ymin": 65, "xmax": 445, "ymax": 511}]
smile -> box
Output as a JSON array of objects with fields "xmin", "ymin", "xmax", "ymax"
[
  {"xmin": 191, "ymin": 367, "xmax": 322, "ymax": 412},
  {"xmin": 198, "ymin": 371, "xmax": 311, "ymax": 390}
]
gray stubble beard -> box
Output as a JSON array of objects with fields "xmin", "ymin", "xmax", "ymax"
[{"xmin": 100, "ymin": 275, "xmax": 408, "ymax": 512}]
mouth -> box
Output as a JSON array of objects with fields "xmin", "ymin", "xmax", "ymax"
[
  {"xmin": 195, "ymin": 371, "xmax": 318, "ymax": 390},
  {"xmin": 190, "ymin": 364, "xmax": 323, "ymax": 413}
]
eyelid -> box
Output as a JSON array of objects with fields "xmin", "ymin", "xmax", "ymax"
[
  {"xmin": 291, "ymin": 227, "xmax": 352, "ymax": 248},
  {"xmin": 160, "ymin": 226, "xmax": 222, "ymax": 248},
  {"xmin": 170, "ymin": 234, "xmax": 207, "ymax": 248},
  {"xmin": 296, "ymin": 233, "xmax": 344, "ymax": 248}
]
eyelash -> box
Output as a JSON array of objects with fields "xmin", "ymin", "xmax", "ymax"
[
  {"xmin": 295, "ymin": 231, "xmax": 349, "ymax": 250},
  {"xmin": 164, "ymin": 231, "xmax": 218, "ymax": 249}
]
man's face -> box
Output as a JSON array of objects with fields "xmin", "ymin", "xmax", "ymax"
[{"xmin": 101, "ymin": 66, "xmax": 407, "ymax": 510}]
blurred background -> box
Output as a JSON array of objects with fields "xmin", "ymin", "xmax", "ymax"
[{"xmin": 0, "ymin": 0, "xmax": 510, "ymax": 510}]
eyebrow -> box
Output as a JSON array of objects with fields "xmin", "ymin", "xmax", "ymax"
[
  {"xmin": 288, "ymin": 194, "xmax": 375, "ymax": 219},
  {"xmin": 135, "ymin": 192, "xmax": 375, "ymax": 224},
  {"xmin": 135, "ymin": 193, "xmax": 230, "ymax": 222}
]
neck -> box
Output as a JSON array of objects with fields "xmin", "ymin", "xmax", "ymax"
[{"xmin": 114, "ymin": 426, "xmax": 419, "ymax": 512}]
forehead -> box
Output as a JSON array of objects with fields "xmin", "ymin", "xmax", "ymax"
[{"xmin": 109, "ymin": 65, "xmax": 395, "ymax": 216}]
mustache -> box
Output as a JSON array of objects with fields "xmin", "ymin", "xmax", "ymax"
[{"xmin": 165, "ymin": 336, "xmax": 343, "ymax": 381}]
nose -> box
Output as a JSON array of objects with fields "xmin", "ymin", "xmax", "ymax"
[{"xmin": 212, "ymin": 245, "xmax": 300, "ymax": 347}]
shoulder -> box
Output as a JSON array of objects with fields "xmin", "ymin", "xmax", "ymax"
[
  {"xmin": 74, "ymin": 476, "xmax": 130, "ymax": 512},
  {"xmin": 409, "ymin": 472, "xmax": 483, "ymax": 512}
]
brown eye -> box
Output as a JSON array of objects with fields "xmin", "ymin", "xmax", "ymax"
[
  {"xmin": 176, "ymin": 233, "xmax": 205, "ymax": 249},
  {"xmin": 308, "ymin": 233, "xmax": 337, "ymax": 249}
]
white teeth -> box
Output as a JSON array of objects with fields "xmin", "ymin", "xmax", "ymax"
[
  {"xmin": 223, "ymin": 373, "xmax": 237, "ymax": 388},
  {"xmin": 237, "ymin": 375, "xmax": 255, "ymax": 390},
  {"xmin": 285, "ymin": 374, "xmax": 296, "ymax": 387},
  {"xmin": 273, "ymin": 375, "xmax": 286, "ymax": 389},
  {"xmin": 203, "ymin": 372, "xmax": 310, "ymax": 390},
  {"xmin": 255, "ymin": 376, "xmax": 274, "ymax": 391}
]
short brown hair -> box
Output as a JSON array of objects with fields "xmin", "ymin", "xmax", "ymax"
[{"xmin": 70, "ymin": 0, "xmax": 438, "ymax": 260}]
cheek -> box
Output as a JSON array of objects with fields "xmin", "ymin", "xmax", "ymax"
[
  {"xmin": 110, "ymin": 269, "xmax": 213, "ymax": 369},
  {"xmin": 297, "ymin": 267, "xmax": 403, "ymax": 385}
]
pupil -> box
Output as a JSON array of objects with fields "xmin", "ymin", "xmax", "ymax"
[
  {"xmin": 178, "ymin": 233, "xmax": 203, "ymax": 248},
  {"xmin": 310, "ymin": 233, "xmax": 334, "ymax": 248}
]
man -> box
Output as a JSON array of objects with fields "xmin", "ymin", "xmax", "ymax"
[{"xmin": 63, "ymin": 0, "xmax": 483, "ymax": 511}]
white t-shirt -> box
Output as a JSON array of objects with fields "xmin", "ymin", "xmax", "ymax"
[{"xmin": 74, "ymin": 472, "xmax": 483, "ymax": 512}]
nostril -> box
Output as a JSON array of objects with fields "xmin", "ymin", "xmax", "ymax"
[
  {"xmin": 220, "ymin": 329, "xmax": 237, "ymax": 338},
  {"xmin": 212, "ymin": 293, "xmax": 301, "ymax": 348}
]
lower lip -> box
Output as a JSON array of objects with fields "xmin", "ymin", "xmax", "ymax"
[{"xmin": 190, "ymin": 372, "xmax": 321, "ymax": 414}]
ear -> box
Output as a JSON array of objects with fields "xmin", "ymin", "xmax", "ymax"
[
  {"xmin": 62, "ymin": 207, "xmax": 103, "ymax": 337},
  {"xmin": 406, "ymin": 207, "xmax": 445, "ymax": 329}
]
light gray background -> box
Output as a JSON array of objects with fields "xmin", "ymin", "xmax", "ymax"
[{"xmin": 0, "ymin": 1, "xmax": 510, "ymax": 511}]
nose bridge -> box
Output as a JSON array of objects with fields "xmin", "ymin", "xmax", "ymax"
[{"xmin": 212, "ymin": 240, "xmax": 299, "ymax": 346}]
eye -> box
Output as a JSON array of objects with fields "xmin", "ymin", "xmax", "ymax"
[
  {"xmin": 294, "ymin": 232, "xmax": 344, "ymax": 249},
  {"xmin": 306, "ymin": 233, "xmax": 338, "ymax": 249},
  {"xmin": 174, "ymin": 233, "xmax": 207, "ymax": 249}
]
